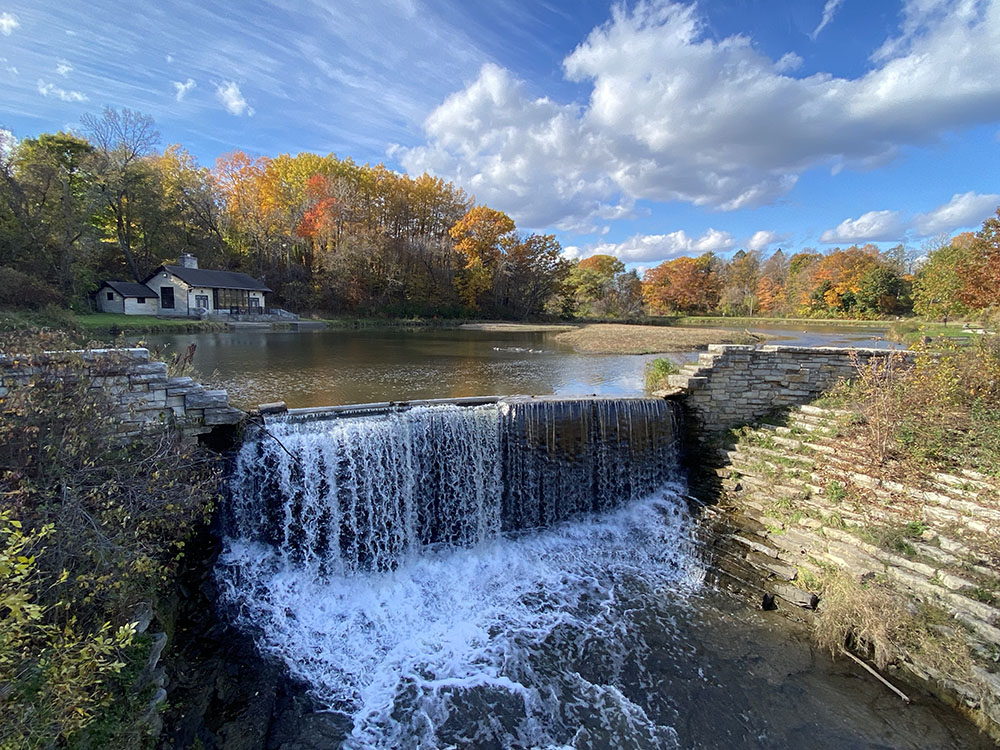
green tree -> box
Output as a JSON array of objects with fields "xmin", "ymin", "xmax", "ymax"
[
  {"xmin": 912, "ymin": 242, "xmax": 970, "ymax": 319},
  {"xmin": 82, "ymin": 107, "xmax": 160, "ymax": 281}
]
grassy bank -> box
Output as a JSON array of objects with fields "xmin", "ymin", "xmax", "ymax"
[
  {"xmin": 555, "ymin": 323, "xmax": 757, "ymax": 354},
  {"xmin": 887, "ymin": 319, "xmax": 987, "ymax": 347},
  {"xmin": 0, "ymin": 309, "xmax": 230, "ymax": 336},
  {"xmin": 672, "ymin": 315, "xmax": 895, "ymax": 328}
]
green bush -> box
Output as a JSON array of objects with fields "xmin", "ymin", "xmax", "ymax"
[
  {"xmin": 0, "ymin": 334, "xmax": 220, "ymax": 748},
  {"xmin": 645, "ymin": 357, "xmax": 680, "ymax": 391}
]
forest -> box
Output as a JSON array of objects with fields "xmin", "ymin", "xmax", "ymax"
[{"xmin": 2, "ymin": 107, "xmax": 999, "ymax": 323}]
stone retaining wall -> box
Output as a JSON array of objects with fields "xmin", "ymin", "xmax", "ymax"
[
  {"xmin": 0, "ymin": 348, "xmax": 243, "ymax": 437},
  {"xmin": 667, "ymin": 344, "xmax": 913, "ymax": 434}
]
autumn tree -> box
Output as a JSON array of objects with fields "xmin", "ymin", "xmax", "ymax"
[
  {"xmin": 718, "ymin": 249, "xmax": 761, "ymax": 316},
  {"xmin": 449, "ymin": 206, "xmax": 516, "ymax": 311},
  {"xmin": 496, "ymin": 233, "xmax": 571, "ymax": 318},
  {"xmin": 643, "ymin": 253, "xmax": 722, "ymax": 314},
  {"xmin": 956, "ymin": 208, "xmax": 1000, "ymax": 310}
]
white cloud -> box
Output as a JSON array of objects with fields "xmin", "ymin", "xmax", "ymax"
[
  {"xmin": 819, "ymin": 210, "xmax": 906, "ymax": 243},
  {"xmin": 173, "ymin": 78, "xmax": 196, "ymax": 102},
  {"xmin": 0, "ymin": 12, "xmax": 19, "ymax": 35},
  {"xmin": 398, "ymin": 1, "xmax": 1000, "ymax": 231},
  {"xmin": 585, "ymin": 228, "xmax": 735, "ymax": 264},
  {"xmin": 747, "ymin": 230, "xmax": 786, "ymax": 251},
  {"xmin": 36, "ymin": 79, "xmax": 88, "ymax": 102},
  {"xmin": 166, "ymin": 54, "xmax": 174, "ymax": 64},
  {"xmin": 215, "ymin": 80, "xmax": 253, "ymax": 116},
  {"xmin": 811, "ymin": 0, "xmax": 844, "ymax": 40},
  {"xmin": 56, "ymin": 60, "xmax": 73, "ymax": 76},
  {"xmin": 913, "ymin": 191, "xmax": 1000, "ymax": 236},
  {"xmin": 0, "ymin": 128, "xmax": 17, "ymax": 164}
]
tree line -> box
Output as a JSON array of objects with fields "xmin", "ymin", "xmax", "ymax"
[
  {"xmin": 0, "ymin": 107, "xmax": 569, "ymax": 319},
  {"xmin": 2, "ymin": 107, "xmax": 997, "ymax": 321}
]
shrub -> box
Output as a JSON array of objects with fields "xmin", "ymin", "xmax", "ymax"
[
  {"xmin": 0, "ymin": 334, "xmax": 221, "ymax": 747},
  {"xmin": 644, "ymin": 357, "xmax": 680, "ymax": 391},
  {"xmin": 0, "ymin": 267, "xmax": 63, "ymax": 311}
]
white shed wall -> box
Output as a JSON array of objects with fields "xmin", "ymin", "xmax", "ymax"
[{"xmin": 98, "ymin": 289, "xmax": 125, "ymax": 313}]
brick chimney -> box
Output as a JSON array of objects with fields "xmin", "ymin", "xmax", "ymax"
[{"xmin": 179, "ymin": 253, "xmax": 198, "ymax": 269}]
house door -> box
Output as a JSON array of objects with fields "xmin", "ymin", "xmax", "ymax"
[
  {"xmin": 160, "ymin": 287, "xmax": 174, "ymax": 309},
  {"xmin": 195, "ymin": 294, "xmax": 209, "ymax": 310}
]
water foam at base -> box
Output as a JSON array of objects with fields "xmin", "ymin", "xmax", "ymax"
[{"xmin": 218, "ymin": 486, "xmax": 703, "ymax": 749}]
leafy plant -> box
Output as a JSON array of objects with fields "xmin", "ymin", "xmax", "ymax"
[
  {"xmin": 644, "ymin": 357, "xmax": 680, "ymax": 391},
  {"xmin": 0, "ymin": 334, "xmax": 220, "ymax": 748}
]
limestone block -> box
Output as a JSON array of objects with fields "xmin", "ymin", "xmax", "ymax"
[
  {"xmin": 130, "ymin": 373, "xmax": 169, "ymax": 385},
  {"xmin": 185, "ymin": 390, "xmax": 229, "ymax": 409},
  {"xmin": 130, "ymin": 362, "xmax": 169, "ymax": 376},
  {"xmin": 203, "ymin": 407, "xmax": 243, "ymax": 425}
]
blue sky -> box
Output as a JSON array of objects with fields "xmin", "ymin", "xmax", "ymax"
[{"xmin": 2, "ymin": 0, "xmax": 999, "ymax": 269}]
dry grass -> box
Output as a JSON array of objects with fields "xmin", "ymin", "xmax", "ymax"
[
  {"xmin": 555, "ymin": 323, "xmax": 757, "ymax": 354},
  {"xmin": 458, "ymin": 322, "xmax": 577, "ymax": 332},
  {"xmin": 815, "ymin": 571, "xmax": 914, "ymax": 669}
]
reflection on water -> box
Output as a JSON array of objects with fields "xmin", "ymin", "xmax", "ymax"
[{"xmin": 139, "ymin": 324, "xmax": 897, "ymax": 409}]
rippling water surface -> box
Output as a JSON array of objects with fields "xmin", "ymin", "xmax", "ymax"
[{"xmin": 140, "ymin": 323, "xmax": 896, "ymax": 408}]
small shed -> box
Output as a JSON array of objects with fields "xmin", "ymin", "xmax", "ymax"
[{"xmin": 97, "ymin": 281, "xmax": 159, "ymax": 315}]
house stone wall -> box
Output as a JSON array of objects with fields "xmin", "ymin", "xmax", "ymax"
[
  {"xmin": 98, "ymin": 289, "xmax": 126, "ymax": 313},
  {"xmin": 148, "ymin": 270, "xmax": 191, "ymax": 317},
  {"xmin": 124, "ymin": 296, "xmax": 158, "ymax": 315},
  {"xmin": 0, "ymin": 348, "xmax": 243, "ymax": 438},
  {"xmin": 667, "ymin": 344, "xmax": 914, "ymax": 434}
]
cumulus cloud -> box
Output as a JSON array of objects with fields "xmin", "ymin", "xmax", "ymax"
[
  {"xmin": 56, "ymin": 60, "xmax": 73, "ymax": 76},
  {"xmin": 173, "ymin": 78, "xmax": 196, "ymax": 102},
  {"xmin": 819, "ymin": 210, "xmax": 906, "ymax": 243},
  {"xmin": 913, "ymin": 191, "xmax": 1000, "ymax": 236},
  {"xmin": 215, "ymin": 81, "xmax": 253, "ymax": 116},
  {"xmin": 37, "ymin": 79, "xmax": 87, "ymax": 102},
  {"xmin": 747, "ymin": 230, "xmax": 786, "ymax": 251},
  {"xmin": 811, "ymin": 0, "xmax": 844, "ymax": 39},
  {"xmin": 583, "ymin": 228, "xmax": 735, "ymax": 264},
  {"xmin": 0, "ymin": 12, "xmax": 19, "ymax": 35},
  {"xmin": 398, "ymin": 0, "xmax": 1000, "ymax": 231}
]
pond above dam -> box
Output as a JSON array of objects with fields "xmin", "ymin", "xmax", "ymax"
[{"xmin": 140, "ymin": 322, "xmax": 897, "ymax": 408}]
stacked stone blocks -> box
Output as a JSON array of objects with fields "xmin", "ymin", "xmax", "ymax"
[
  {"xmin": 667, "ymin": 344, "xmax": 914, "ymax": 434},
  {"xmin": 0, "ymin": 348, "xmax": 243, "ymax": 438}
]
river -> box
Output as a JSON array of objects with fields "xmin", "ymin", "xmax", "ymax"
[{"xmin": 140, "ymin": 322, "xmax": 897, "ymax": 409}]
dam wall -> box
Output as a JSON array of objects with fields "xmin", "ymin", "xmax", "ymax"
[
  {"xmin": 667, "ymin": 344, "xmax": 913, "ymax": 435},
  {"xmin": 0, "ymin": 347, "xmax": 243, "ymax": 437}
]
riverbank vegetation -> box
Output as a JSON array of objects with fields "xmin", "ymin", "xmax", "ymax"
[
  {"xmin": 0, "ymin": 333, "xmax": 220, "ymax": 748},
  {"xmin": 3, "ymin": 108, "xmax": 998, "ymax": 331}
]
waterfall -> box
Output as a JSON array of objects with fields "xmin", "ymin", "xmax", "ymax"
[
  {"xmin": 227, "ymin": 397, "xmax": 682, "ymax": 573},
  {"xmin": 219, "ymin": 397, "xmax": 702, "ymax": 748}
]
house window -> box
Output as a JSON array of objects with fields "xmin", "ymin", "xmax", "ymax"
[
  {"xmin": 161, "ymin": 287, "xmax": 175, "ymax": 309},
  {"xmin": 195, "ymin": 294, "xmax": 209, "ymax": 310},
  {"xmin": 107, "ymin": 291, "xmax": 114, "ymax": 301},
  {"xmin": 137, "ymin": 297, "xmax": 146, "ymax": 304},
  {"xmin": 213, "ymin": 288, "xmax": 252, "ymax": 310}
]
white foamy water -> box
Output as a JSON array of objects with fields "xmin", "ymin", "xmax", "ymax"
[
  {"xmin": 218, "ymin": 487, "xmax": 703, "ymax": 749},
  {"xmin": 219, "ymin": 400, "xmax": 700, "ymax": 748}
]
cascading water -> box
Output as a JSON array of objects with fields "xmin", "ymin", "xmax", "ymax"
[{"xmin": 218, "ymin": 397, "xmax": 705, "ymax": 748}]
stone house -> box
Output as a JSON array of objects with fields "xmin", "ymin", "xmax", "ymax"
[
  {"xmin": 99, "ymin": 255, "xmax": 272, "ymax": 318},
  {"xmin": 96, "ymin": 281, "xmax": 160, "ymax": 315}
]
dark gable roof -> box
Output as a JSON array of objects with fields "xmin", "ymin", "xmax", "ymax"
[
  {"xmin": 102, "ymin": 281, "xmax": 157, "ymax": 298},
  {"xmin": 148, "ymin": 265, "xmax": 271, "ymax": 292}
]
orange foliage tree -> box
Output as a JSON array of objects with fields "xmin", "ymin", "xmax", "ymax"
[{"xmin": 642, "ymin": 253, "xmax": 721, "ymax": 314}]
